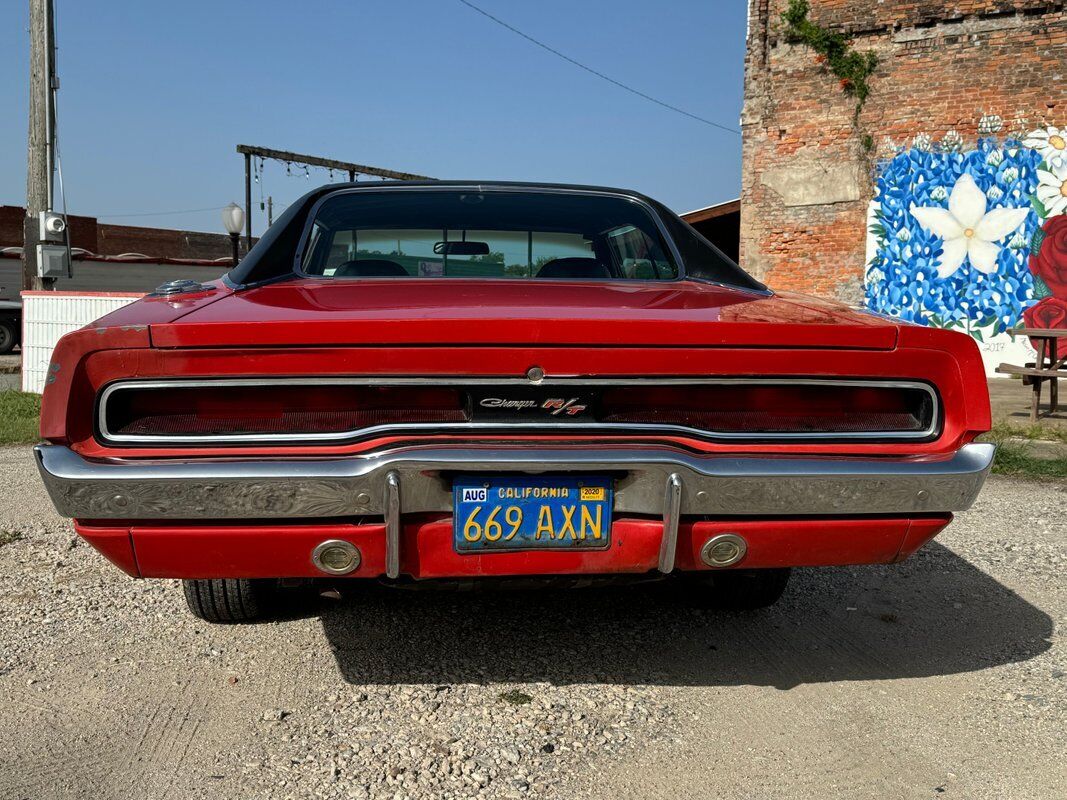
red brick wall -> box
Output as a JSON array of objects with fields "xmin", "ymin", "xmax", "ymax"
[{"xmin": 740, "ymin": 0, "xmax": 1066, "ymax": 301}]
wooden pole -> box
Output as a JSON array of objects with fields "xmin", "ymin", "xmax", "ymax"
[{"xmin": 24, "ymin": 0, "xmax": 54, "ymax": 291}]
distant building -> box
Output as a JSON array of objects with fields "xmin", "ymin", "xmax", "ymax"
[
  {"xmin": 681, "ymin": 199, "xmax": 740, "ymax": 264},
  {"xmin": 0, "ymin": 205, "xmax": 242, "ymax": 262},
  {"xmin": 0, "ymin": 206, "xmax": 251, "ymax": 298}
]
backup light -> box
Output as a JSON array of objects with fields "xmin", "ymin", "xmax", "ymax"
[
  {"xmin": 701, "ymin": 533, "xmax": 748, "ymax": 568},
  {"xmin": 312, "ymin": 540, "xmax": 361, "ymax": 575}
]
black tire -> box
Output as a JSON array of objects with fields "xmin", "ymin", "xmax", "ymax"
[
  {"xmin": 0, "ymin": 322, "xmax": 15, "ymax": 355},
  {"xmin": 182, "ymin": 578, "xmax": 279, "ymax": 623},
  {"xmin": 679, "ymin": 568, "xmax": 792, "ymax": 610}
]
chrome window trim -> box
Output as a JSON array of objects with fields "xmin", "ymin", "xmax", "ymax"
[
  {"xmin": 96, "ymin": 376, "xmax": 942, "ymax": 446},
  {"xmin": 290, "ymin": 184, "xmax": 688, "ymax": 282}
]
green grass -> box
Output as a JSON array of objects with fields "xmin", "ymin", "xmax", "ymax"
[
  {"xmin": 0, "ymin": 530, "xmax": 21, "ymax": 547},
  {"xmin": 0, "ymin": 391, "xmax": 41, "ymax": 445},
  {"xmin": 980, "ymin": 425, "xmax": 1067, "ymax": 480},
  {"xmin": 985, "ymin": 421, "xmax": 1067, "ymax": 445},
  {"xmin": 499, "ymin": 690, "xmax": 533, "ymax": 706}
]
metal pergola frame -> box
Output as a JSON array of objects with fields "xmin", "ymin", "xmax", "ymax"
[{"xmin": 235, "ymin": 144, "xmax": 434, "ymax": 250}]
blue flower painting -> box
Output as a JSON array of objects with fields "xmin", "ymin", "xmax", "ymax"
[{"xmin": 865, "ymin": 136, "xmax": 1043, "ymax": 337}]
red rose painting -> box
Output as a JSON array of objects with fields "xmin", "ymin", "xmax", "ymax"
[
  {"xmin": 1030, "ymin": 215, "xmax": 1067, "ymax": 299},
  {"xmin": 1023, "ymin": 298, "xmax": 1067, "ymax": 346},
  {"xmin": 1024, "ymin": 296, "xmax": 1067, "ymax": 356}
]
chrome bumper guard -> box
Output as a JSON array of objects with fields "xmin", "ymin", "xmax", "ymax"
[{"xmin": 36, "ymin": 442, "xmax": 993, "ymax": 528}]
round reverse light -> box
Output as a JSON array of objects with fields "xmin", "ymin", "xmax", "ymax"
[
  {"xmin": 312, "ymin": 540, "xmax": 361, "ymax": 575},
  {"xmin": 701, "ymin": 533, "xmax": 748, "ymax": 568}
]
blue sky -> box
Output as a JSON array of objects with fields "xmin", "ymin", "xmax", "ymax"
[{"xmin": 0, "ymin": 1, "xmax": 746, "ymax": 237}]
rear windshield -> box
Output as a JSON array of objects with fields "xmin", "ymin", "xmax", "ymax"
[{"xmin": 297, "ymin": 190, "xmax": 679, "ymax": 281}]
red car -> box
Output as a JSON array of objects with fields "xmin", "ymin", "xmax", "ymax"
[{"xmin": 35, "ymin": 182, "xmax": 994, "ymax": 622}]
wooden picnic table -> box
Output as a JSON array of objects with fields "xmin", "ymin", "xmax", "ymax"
[{"xmin": 997, "ymin": 328, "xmax": 1066, "ymax": 422}]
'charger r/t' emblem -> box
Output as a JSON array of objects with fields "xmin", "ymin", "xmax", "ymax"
[{"xmin": 542, "ymin": 398, "xmax": 587, "ymax": 416}]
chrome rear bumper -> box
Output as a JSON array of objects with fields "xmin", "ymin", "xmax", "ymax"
[{"xmin": 35, "ymin": 443, "xmax": 994, "ymax": 521}]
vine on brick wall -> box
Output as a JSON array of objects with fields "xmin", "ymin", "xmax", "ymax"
[{"xmin": 781, "ymin": 0, "xmax": 878, "ymax": 116}]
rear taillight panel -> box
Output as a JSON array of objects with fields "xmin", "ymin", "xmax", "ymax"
[
  {"xmin": 96, "ymin": 378, "xmax": 939, "ymax": 446},
  {"xmin": 101, "ymin": 383, "xmax": 467, "ymax": 440},
  {"xmin": 600, "ymin": 383, "xmax": 936, "ymax": 436}
]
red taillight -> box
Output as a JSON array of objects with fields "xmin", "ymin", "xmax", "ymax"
[
  {"xmin": 600, "ymin": 384, "xmax": 934, "ymax": 435},
  {"xmin": 104, "ymin": 384, "xmax": 467, "ymax": 438}
]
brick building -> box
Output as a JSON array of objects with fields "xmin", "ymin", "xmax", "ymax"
[
  {"xmin": 0, "ymin": 205, "xmax": 241, "ymax": 261},
  {"xmin": 740, "ymin": 0, "xmax": 1066, "ymax": 303}
]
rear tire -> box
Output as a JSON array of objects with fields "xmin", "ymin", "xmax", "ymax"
[
  {"xmin": 680, "ymin": 568, "xmax": 791, "ymax": 610},
  {"xmin": 182, "ymin": 578, "xmax": 279, "ymax": 623},
  {"xmin": 0, "ymin": 322, "xmax": 15, "ymax": 355}
]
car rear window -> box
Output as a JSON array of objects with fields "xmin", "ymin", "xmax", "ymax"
[{"xmin": 296, "ymin": 190, "xmax": 679, "ymax": 281}]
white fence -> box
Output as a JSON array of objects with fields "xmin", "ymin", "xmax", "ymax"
[{"xmin": 21, "ymin": 291, "xmax": 143, "ymax": 394}]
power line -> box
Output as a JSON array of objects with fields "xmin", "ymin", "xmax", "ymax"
[
  {"xmin": 456, "ymin": 0, "xmax": 740, "ymax": 135},
  {"xmin": 95, "ymin": 205, "xmax": 226, "ymax": 219}
]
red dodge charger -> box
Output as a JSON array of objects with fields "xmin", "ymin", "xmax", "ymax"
[{"xmin": 34, "ymin": 182, "xmax": 994, "ymax": 622}]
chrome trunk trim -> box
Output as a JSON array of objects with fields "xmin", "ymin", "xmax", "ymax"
[{"xmin": 35, "ymin": 443, "xmax": 994, "ymax": 522}]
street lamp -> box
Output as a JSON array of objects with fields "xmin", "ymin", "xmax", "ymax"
[{"xmin": 221, "ymin": 202, "xmax": 245, "ymax": 266}]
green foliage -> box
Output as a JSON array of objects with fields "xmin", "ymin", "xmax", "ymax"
[
  {"xmin": 781, "ymin": 0, "xmax": 878, "ymax": 113},
  {"xmin": 0, "ymin": 391, "xmax": 41, "ymax": 445},
  {"xmin": 990, "ymin": 442, "xmax": 1067, "ymax": 480},
  {"xmin": 0, "ymin": 530, "xmax": 21, "ymax": 548},
  {"xmin": 1033, "ymin": 274, "xmax": 1053, "ymax": 300},
  {"xmin": 499, "ymin": 690, "xmax": 533, "ymax": 706},
  {"xmin": 1030, "ymin": 222, "xmax": 1046, "ymax": 255},
  {"xmin": 981, "ymin": 425, "xmax": 1067, "ymax": 480}
]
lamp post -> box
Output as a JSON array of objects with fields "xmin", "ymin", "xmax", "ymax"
[{"xmin": 221, "ymin": 202, "xmax": 245, "ymax": 266}]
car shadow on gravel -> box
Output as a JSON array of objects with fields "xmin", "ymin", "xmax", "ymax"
[{"xmin": 319, "ymin": 542, "xmax": 1053, "ymax": 689}]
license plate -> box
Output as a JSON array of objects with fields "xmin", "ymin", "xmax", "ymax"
[{"xmin": 453, "ymin": 475, "xmax": 613, "ymax": 552}]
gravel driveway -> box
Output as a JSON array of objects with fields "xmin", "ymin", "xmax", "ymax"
[{"xmin": 0, "ymin": 445, "xmax": 1062, "ymax": 799}]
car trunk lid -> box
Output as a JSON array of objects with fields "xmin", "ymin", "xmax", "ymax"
[{"xmin": 148, "ymin": 279, "xmax": 899, "ymax": 350}]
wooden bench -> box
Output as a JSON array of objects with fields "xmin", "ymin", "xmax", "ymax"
[{"xmin": 997, "ymin": 328, "xmax": 1066, "ymax": 422}]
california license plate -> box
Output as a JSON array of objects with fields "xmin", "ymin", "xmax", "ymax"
[{"xmin": 453, "ymin": 475, "xmax": 613, "ymax": 552}]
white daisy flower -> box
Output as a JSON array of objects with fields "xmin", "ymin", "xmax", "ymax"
[
  {"xmin": 910, "ymin": 173, "xmax": 1030, "ymax": 277},
  {"xmin": 1024, "ymin": 126, "xmax": 1067, "ymax": 169},
  {"xmin": 1036, "ymin": 161, "xmax": 1067, "ymax": 218}
]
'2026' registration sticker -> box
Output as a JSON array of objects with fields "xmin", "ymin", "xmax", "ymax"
[{"xmin": 452, "ymin": 475, "xmax": 613, "ymax": 552}]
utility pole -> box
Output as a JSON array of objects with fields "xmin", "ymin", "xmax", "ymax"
[{"xmin": 24, "ymin": 0, "xmax": 56, "ymax": 291}]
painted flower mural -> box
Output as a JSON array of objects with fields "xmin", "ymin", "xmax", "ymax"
[
  {"xmin": 1024, "ymin": 126, "xmax": 1067, "ymax": 170},
  {"xmin": 1031, "ymin": 214, "xmax": 1067, "ymax": 297},
  {"xmin": 909, "ymin": 173, "xmax": 1029, "ymax": 277},
  {"xmin": 866, "ymin": 121, "xmax": 1066, "ymax": 345},
  {"xmin": 1036, "ymin": 160, "xmax": 1067, "ymax": 218}
]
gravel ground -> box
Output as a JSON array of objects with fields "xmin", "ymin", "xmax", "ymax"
[{"xmin": 0, "ymin": 444, "xmax": 1062, "ymax": 799}]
